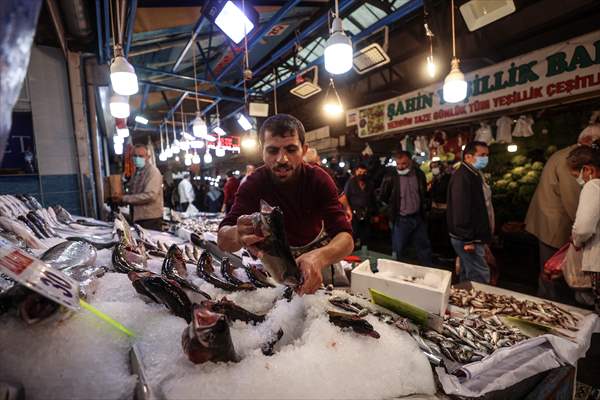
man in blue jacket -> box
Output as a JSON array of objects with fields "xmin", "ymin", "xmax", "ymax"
[{"xmin": 447, "ymin": 141, "xmax": 493, "ymax": 283}]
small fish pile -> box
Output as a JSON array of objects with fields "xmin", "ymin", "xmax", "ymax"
[
  {"xmin": 450, "ymin": 288, "xmax": 580, "ymax": 331},
  {"xmin": 197, "ymin": 251, "xmax": 255, "ymax": 291},
  {"xmin": 423, "ymin": 314, "xmax": 528, "ymax": 364}
]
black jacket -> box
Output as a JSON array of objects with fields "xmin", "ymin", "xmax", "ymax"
[
  {"xmin": 378, "ymin": 166, "xmax": 428, "ymax": 220},
  {"xmin": 446, "ymin": 163, "xmax": 491, "ymax": 244}
]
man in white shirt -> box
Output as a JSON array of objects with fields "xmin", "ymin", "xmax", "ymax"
[{"xmin": 177, "ymin": 173, "xmax": 195, "ymax": 212}]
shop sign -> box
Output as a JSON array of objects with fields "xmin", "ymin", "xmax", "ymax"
[
  {"xmin": 0, "ymin": 239, "xmax": 80, "ymax": 310},
  {"xmin": 346, "ymin": 31, "xmax": 600, "ymax": 138},
  {"xmin": 207, "ymin": 135, "xmax": 241, "ymax": 152}
]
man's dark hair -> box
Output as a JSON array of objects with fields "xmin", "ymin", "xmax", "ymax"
[
  {"xmin": 567, "ymin": 140, "xmax": 600, "ymax": 170},
  {"xmin": 394, "ymin": 150, "xmax": 412, "ymax": 160},
  {"xmin": 258, "ymin": 114, "xmax": 305, "ymax": 145},
  {"xmin": 226, "ymin": 170, "xmax": 235, "ymax": 178},
  {"xmin": 463, "ymin": 141, "xmax": 488, "ymax": 161},
  {"xmin": 355, "ymin": 163, "xmax": 368, "ymax": 171}
]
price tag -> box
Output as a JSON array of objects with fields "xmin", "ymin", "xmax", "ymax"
[{"xmin": 0, "ymin": 239, "xmax": 80, "ymax": 310}]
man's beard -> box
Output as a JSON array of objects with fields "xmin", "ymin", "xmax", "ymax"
[{"xmin": 270, "ymin": 163, "xmax": 299, "ymax": 184}]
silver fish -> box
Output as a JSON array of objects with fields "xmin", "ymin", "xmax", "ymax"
[
  {"xmin": 41, "ymin": 240, "xmax": 97, "ymax": 270},
  {"xmin": 0, "ymin": 216, "xmax": 46, "ymax": 249}
]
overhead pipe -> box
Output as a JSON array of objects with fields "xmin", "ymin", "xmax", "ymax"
[
  {"xmin": 134, "ymin": 65, "xmax": 244, "ymax": 92},
  {"xmin": 172, "ymin": 15, "xmax": 205, "ymax": 72},
  {"xmin": 124, "ymin": 0, "xmax": 137, "ymax": 56}
]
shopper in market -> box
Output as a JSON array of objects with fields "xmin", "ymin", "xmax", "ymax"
[
  {"xmin": 340, "ymin": 164, "xmax": 373, "ymax": 249},
  {"xmin": 525, "ymin": 124, "xmax": 600, "ymax": 298},
  {"xmin": 217, "ymin": 114, "xmax": 353, "ymax": 295},
  {"xmin": 240, "ymin": 164, "xmax": 256, "ymax": 186},
  {"xmin": 567, "ymin": 141, "xmax": 600, "ymax": 313},
  {"xmin": 177, "ymin": 172, "xmax": 195, "ymax": 212},
  {"xmin": 428, "ymin": 161, "xmax": 453, "ymax": 258},
  {"xmin": 447, "ymin": 141, "xmax": 493, "ymax": 283},
  {"xmin": 113, "ymin": 144, "xmax": 164, "ymax": 231},
  {"xmin": 378, "ymin": 149, "xmax": 432, "ymax": 266},
  {"xmin": 221, "ymin": 170, "xmax": 239, "ymax": 214}
]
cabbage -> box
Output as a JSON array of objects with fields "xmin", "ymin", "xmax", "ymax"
[
  {"xmin": 511, "ymin": 155, "xmax": 528, "ymax": 166},
  {"xmin": 503, "ymin": 173, "xmax": 513, "ymax": 180},
  {"xmin": 420, "ymin": 161, "xmax": 431, "ymax": 173},
  {"xmin": 532, "ymin": 161, "xmax": 544, "ymax": 171},
  {"xmin": 508, "ymin": 182, "xmax": 518, "ymax": 190},
  {"xmin": 545, "ymin": 145, "xmax": 558, "ymax": 158},
  {"xmin": 511, "ymin": 166, "xmax": 526, "ymax": 176},
  {"xmin": 494, "ymin": 180, "xmax": 509, "ymax": 189}
]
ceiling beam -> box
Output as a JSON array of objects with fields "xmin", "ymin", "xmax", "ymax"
[
  {"xmin": 124, "ymin": 0, "xmax": 138, "ymax": 56},
  {"xmin": 134, "ymin": 65, "xmax": 244, "ymax": 92},
  {"xmin": 172, "ymin": 14, "xmax": 205, "ymax": 71},
  {"xmin": 140, "ymin": 80, "xmax": 244, "ymax": 104}
]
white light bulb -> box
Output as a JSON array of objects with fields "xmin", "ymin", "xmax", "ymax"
[
  {"xmin": 159, "ymin": 152, "xmax": 167, "ymax": 162},
  {"xmin": 171, "ymin": 141, "xmax": 180, "ymax": 154},
  {"xmin": 184, "ymin": 157, "xmax": 192, "ymax": 166},
  {"xmin": 323, "ymin": 101, "xmax": 344, "ymax": 116},
  {"xmin": 324, "ymin": 18, "xmax": 353, "ymax": 75},
  {"xmin": 321, "ymin": 158, "xmax": 327, "ymax": 164},
  {"xmin": 215, "ymin": 147, "xmax": 225, "ymax": 157},
  {"xmin": 338, "ymin": 161, "xmax": 345, "ymax": 168},
  {"xmin": 113, "ymin": 134, "xmax": 124, "ymax": 144},
  {"xmin": 443, "ymin": 58, "xmax": 468, "ymax": 103},
  {"xmin": 109, "ymin": 95, "xmax": 130, "ymax": 118},
  {"xmin": 117, "ymin": 127, "xmax": 129, "ymax": 138},
  {"xmin": 180, "ymin": 141, "xmax": 190, "ymax": 151},
  {"xmin": 165, "ymin": 147, "xmax": 173, "ymax": 158},
  {"xmin": 113, "ymin": 142, "xmax": 123, "ymax": 155},
  {"xmin": 135, "ymin": 115, "xmax": 148, "ymax": 124},
  {"xmin": 191, "ymin": 140, "xmax": 205, "ymax": 149},
  {"xmin": 192, "ymin": 154, "xmax": 201, "ymax": 164},
  {"xmin": 507, "ymin": 144, "xmax": 518, "ymax": 153},
  {"xmin": 110, "ymin": 56, "xmax": 139, "ymax": 96},
  {"xmin": 426, "ymin": 55, "xmax": 436, "ymax": 78},
  {"xmin": 241, "ymin": 136, "xmax": 257, "ymax": 150},
  {"xmin": 192, "ymin": 112, "xmax": 207, "ymax": 137},
  {"xmin": 204, "ymin": 151, "xmax": 213, "ymax": 164}
]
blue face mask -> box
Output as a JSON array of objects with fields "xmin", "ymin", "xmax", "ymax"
[
  {"xmin": 473, "ymin": 156, "xmax": 488, "ymax": 170},
  {"xmin": 133, "ymin": 156, "xmax": 146, "ymax": 169}
]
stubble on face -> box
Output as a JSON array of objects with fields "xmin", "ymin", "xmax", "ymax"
[{"xmin": 262, "ymin": 130, "xmax": 307, "ymax": 184}]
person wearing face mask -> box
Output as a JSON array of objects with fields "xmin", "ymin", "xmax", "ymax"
[
  {"xmin": 113, "ymin": 144, "xmax": 164, "ymax": 230},
  {"xmin": 525, "ymin": 124, "xmax": 600, "ymax": 299},
  {"xmin": 567, "ymin": 141, "xmax": 600, "ymax": 313},
  {"xmin": 217, "ymin": 114, "xmax": 353, "ymax": 295},
  {"xmin": 428, "ymin": 161, "xmax": 453, "ymax": 257},
  {"xmin": 378, "ymin": 149, "xmax": 432, "ymax": 266},
  {"xmin": 340, "ymin": 164, "xmax": 373, "ymax": 249},
  {"xmin": 446, "ymin": 141, "xmax": 493, "ymax": 283}
]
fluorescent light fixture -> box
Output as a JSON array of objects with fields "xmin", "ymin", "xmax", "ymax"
[
  {"xmin": 353, "ymin": 43, "xmax": 390, "ymax": 74},
  {"xmin": 117, "ymin": 127, "xmax": 129, "ymax": 138},
  {"xmin": 290, "ymin": 66, "xmax": 322, "ymax": 99},
  {"xmin": 109, "ymin": 95, "xmax": 130, "ymax": 118},
  {"xmin": 236, "ymin": 114, "xmax": 253, "ymax": 131},
  {"xmin": 192, "ymin": 112, "xmax": 208, "ymax": 137},
  {"xmin": 110, "ymin": 51, "xmax": 139, "ymax": 96},
  {"xmin": 507, "ymin": 144, "xmax": 518, "ymax": 153},
  {"xmin": 443, "ymin": 58, "xmax": 468, "ymax": 103},
  {"xmin": 204, "ymin": 151, "xmax": 213, "ymax": 164},
  {"xmin": 135, "ymin": 115, "xmax": 148, "ymax": 125},
  {"xmin": 460, "ymin": 0, "xmax": 516, "ymax": 32},
  {"xmin": 113, "ymin": 135, "xmax": 124, "ymax": 144},
  {"xmin": 113, "ymin": 142, "xmax": 123, "ymax": 155},
  {"xmin": 214, "ymin": 126, "xmax": 227, "ymax": 136},
  {"xmin": 249, "ymin": 102, "xmax": 269, "ymax": 117},
  {"xmin": 191, "ymin": 140, "xmax": 205, "ymax": 149},
  {"xmin": 214, "ymin": 1, "xmax": 255, "ymax": 44},
  {"xmin": 324, "ymin": 16, "xmax": 353, "ymax": 75}
]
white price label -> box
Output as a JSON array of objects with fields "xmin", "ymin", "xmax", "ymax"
[{"xmin": 0, "ymin": 240, "xmax": 80, "ymax": 310}]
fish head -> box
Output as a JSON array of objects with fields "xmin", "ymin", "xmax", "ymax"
[
  {"xmin": 167, "ymin": 244, "xmax": 185, "ymax": 262},
  {"xmin": 183, "ymin": 303, "xmax": 234, "ymax": 363}
]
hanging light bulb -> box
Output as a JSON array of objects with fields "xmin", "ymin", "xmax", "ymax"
[
  {"xmin": 175, "ymin": 155, "xmax": 180, "ymax": 162},
  {"xmin": 192, "ymin": 153, "xmax": 201, "ymax": 164},
  {"xmin": 159, "ymin": 152, "xmax": 167, "ymax": 162},
  {"xmin": 180, "ymin": 141, "xmax": 190, "ymax": 151},
  {"xmin": 191, "ymin": 140, "xmax": 205, "ymax": 149},
  {"xmin": 184, "ymin": 157, "xmax": 192, "ymax": 166},
  {"xmin": 215, "ymin": 147, "xmax": 226, "ymax": 157},
  {"xmin": 114, "ymin": 142, "xmax": 123, "ymax": 155},
  {"xmin": 164, "ymin": 122, "xmax": 173, "ymax": 157},
  {"xmin": 117, "ymin": 127, "xmax": 129, "ymax": 138},
  {"xmin": 507, "ymin": 144, "xmax": 518, "ymax": 153},
  {"xmin": 426, "ymin": 55, "xmax": 436, "ymax": 78},
  {"xmin": 192, "ymin": 113, "xmax": 208, "ymax": 137},
  {"xmin": 443, "ymin": 0, "xmax": 467, "ymax": 103},
  {"xmin": 204, "ymin": 150, "xmax": 213, "ymax": 164},
  {"xmin": 110, "ymin": 45, "xmax": 139, "ymax": 96},
  {"xmin": 323, "ymin": 78, "xmax": 344, "ymax": 117},
  {"xmin": 324, "ymin": 0, "xmax": 352, "ymax": 75},
  {"xmin": 109, "ymin": 95, "xmax": 130, "ymax": 118},
  {"xmin": 158, "ymin": 125, "xmax": 167, "ymax": 161},
  {"xmin": 171, "ymin": 140, "xmax": 180, "ymax": 154},
  {"xmin": 113, "ymin": 134, "xmax": 124, "ymax": 144}
]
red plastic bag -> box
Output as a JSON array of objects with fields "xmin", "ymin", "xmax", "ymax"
[{"xmin": 543, "ymin": 243, "xmax": 569, "ymax": 280}]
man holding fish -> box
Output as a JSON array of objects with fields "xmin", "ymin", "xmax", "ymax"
[{"xmin": 217, "ymin": 114, "xmax": 354, "ymax": 295}]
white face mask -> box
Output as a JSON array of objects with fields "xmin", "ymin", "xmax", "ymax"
[
  {"xmin": 576, "ymin": 169, "xmax": 586, "ymax": 186},
  {"xmin": 431, "ymin": 167, "xmax": 440, "ymax": 176},
  {"xmin": 397, "ymin": 168, "xmax": 410, "ymax": 176}
]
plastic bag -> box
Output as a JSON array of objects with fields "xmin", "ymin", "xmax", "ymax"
[
  {"xmin": 543, "ymin": 243, "xmax": 569, "ymax": 280},
  {"xmin": 563, "ymin": 244, "xmax": 592, "ymax": 289}
]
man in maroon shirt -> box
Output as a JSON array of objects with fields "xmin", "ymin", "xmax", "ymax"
[
  {"xmin": 221, "ymin": 170, "xmax": 240, "ymax": 213},
  {"xmin": 218, "ymin": 114, "xmax": 354, "ymax": 295}
]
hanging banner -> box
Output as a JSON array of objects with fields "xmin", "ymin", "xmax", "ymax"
[{"xmin": 346, "ymin": 31, "xmax": 600, "ymax": 138}]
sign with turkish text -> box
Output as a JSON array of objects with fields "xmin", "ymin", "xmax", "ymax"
[
  {"xmin": 0, "ymin": 239, "xmax": 80, "ymax": 310},
  {"xmin": 346, "ymin": 31, "xmax": 600, "ymax": 138}
]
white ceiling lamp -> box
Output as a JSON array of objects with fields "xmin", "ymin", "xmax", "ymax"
[
  {"xmin": 117, "ymin": 127, "xmax": 129, "ymax": 137},
  {"xmin": 158, "ymin": 126, "xmax": 167, "ymax": 162},
  {"xmin": 134, "ymin": 115, "xmax": 148, "ymax": 125},
  {"xmin": 352, "ymin": 27, "xmax": 390, "ymax": 75},
  {"xmin": 236, "ymin": 114, "xmax": 253, "ymax": 131},
  {"xmin": 204, "ymin": 150, "xmax": 213, "ymax": 164},
  {"xmin": 113, "ymin": 141, "xmax": 123, "ymax": 155},
  {"xmin": 424, "ymin": 23, "xmax": 436, "ymax": 78},
  {"xmin": 184, "ymin": 157, "xmax": 192, "ymax": 166},
  {"xmin": 322, "ymin": 78, "xmax": 344, "ymax": 117},
  {"xmin": 192, "ymin": 152, "xmax": 201, "ymax": 164},
  {"xmin": 215, "ymin": 147, "xmax": 226, "ymax": 157},
  {"xmin": 110, "ymin": 44, "xmax": 139, "ymax": 96},
  {"xmin": 324, "ymin": 0, "xmax": 353, "ymax": 75},
  {"xmin": 180, "ymin": 141, "xmax": 190, "ymax": 151},
  {"xmin": 164, "ymin": 122, "xmax": 173, "ymax": 158},
  {"xmin": 192, "ymin": 111, "xmax": 208, "ymax": 138},
  {"xmin": 290, "ymin": 66, "xmax": 322, "ymax": 99},
  {"xmin": 170, "ymin": 113, "xmax": 180, "ymax": 153},
  {"xmin": 460, "ymin": 0, "xmax": 515, "ymax": 31},
  {"xmin": 443, "ymin": 0, "xmax": 468, "ymax": 103},
  {"xmin": 109, "ymin": 94, "xmax": 130, "ymax": 118},
  {"xmin": 113, "ymin": 134, "xmax": 124, "ymax": 144},
  {"xmin": 209, "ymin": 0, "xmax": 256, "ymax": 44}
]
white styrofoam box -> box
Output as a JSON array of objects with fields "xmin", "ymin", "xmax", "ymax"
[{"xmin": 351, "ymin": 259, "xmax": 451, "ymax": 315}]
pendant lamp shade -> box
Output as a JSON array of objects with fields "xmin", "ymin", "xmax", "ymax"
[
  {"xmin": 324, "ymin": 17, "xmax": 353, "ymax": 75},
  {"xmin": 442, "ymin": 58, "xmax": 467, "ymax": 103},
  {"xmin": 110, "ymin": 56, "xmax": 139, "ymax": 96},
  {"xmin": 110, "ymin": 95, "xmax": 130, "ymax": 118}
]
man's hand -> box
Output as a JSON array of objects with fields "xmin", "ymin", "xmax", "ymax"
[
  {"xmin": 235, "ymin": 214, "xmax": 264, "ymax": 256},
  {"xmin": 463, "ymin": 243, "xmax": 476, "ymax": 253},
  {"xmin": 345, "ymin": 207, "xmax": 353, "ymax": 222},
  {"xmin": 112, "ymin": 194, "xmax": 124, "ymax": 204},
  {"xmin": 295, "ymin": 249, "xmax": 326, "ymax": 295}
]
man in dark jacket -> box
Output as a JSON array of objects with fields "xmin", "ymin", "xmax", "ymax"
[
  {"xmin": 447, "ymin": 141, "xmax": 492, "ymax": 283},
  {"xmin": 378, "ymin": 150, "xmax": 432, "ymax": 265}
]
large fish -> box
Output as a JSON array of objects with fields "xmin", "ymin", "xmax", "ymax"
[
  {"xmin": 0, "ymin": 216, "xmax": 46, "ymax": 249},
  {"xmin": 128, "ymin": 271, "xmax": 193, "ymax": 322},
  {"xmin": 41, "ymin": 240, "xmax": 97, "ymax": 270},
  {"xmin": 161, "ymin": 245, "xmax": 211, "ymax": 300},
  {"xmin": 181, "ymin": 302, "xmax": 238, "ymax": 364},
  {"xmin": 252, "ymin": 200, "xmax": 302, "ymax": 287},
  {"xmin": 0, "ymin": 285, "xmax": 63, "ymax": 325},
  {"xmin": 112, "ymin": 240, "xmax": 147, "ymax": 273},
  {"xmin": 196, "ymin": 251, "xmax": 255, "ymax": 291},
  {"xmin": 207, "ymin": 297, "xmax": 265, "ymax": 324}
]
